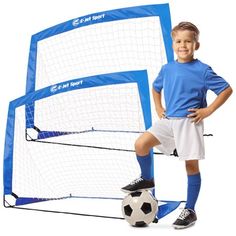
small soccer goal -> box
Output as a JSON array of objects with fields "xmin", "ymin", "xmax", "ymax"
[
  {"xmin": 4, "ymin": 70, "xmax": 152, "ymax": 218},
  {"xmin": 25, "ymin": 4, "xmax": 173, "ymax": 122},
  {"xmin": 3, "ymin": 4, "xmax": 182, "ymax": 220}
]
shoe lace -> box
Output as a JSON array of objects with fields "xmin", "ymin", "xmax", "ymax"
[
  {"xmin": 178, "ymin": 209, "xmax": 191, "ymax": 220},
  {"xmin": 130, "ymin": 177, "xmax": 144, "ymax": 185}
]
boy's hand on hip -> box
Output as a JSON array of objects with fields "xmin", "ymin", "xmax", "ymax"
[
  {"xmin": 187, "ymin": 108, "xmax": 212, "ymax": 124},
  {"xmin": 157, "ymin": 107, "xmax": 166, "ymax": 119}
]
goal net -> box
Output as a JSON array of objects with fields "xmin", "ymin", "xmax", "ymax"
[
  {"xmin": 4, "ymin": 70, "xmax": 152, "ymax": 217},
  {"xmin": 25, "ymin": 4, "xmax": 173, "ymax": 125},
  {"xmin": 3, "ymin": 4, "xmax": 174, "ymax": 218}
]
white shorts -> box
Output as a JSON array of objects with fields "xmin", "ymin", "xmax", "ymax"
[{"xmin": 148, "ymin": 118, "xmax": 205, "ymax": 160}]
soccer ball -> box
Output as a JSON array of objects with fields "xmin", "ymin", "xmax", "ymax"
[{"xmin": 121, "ymin": 190, "xmax": 158, "ymax": 227}]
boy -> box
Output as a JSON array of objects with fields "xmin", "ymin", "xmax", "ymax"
[{"xmin": 121, "ymin": 22, "xmax": 233, "ymax": 229}]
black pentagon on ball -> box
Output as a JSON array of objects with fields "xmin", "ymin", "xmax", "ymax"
[
  {"xmin": 124, "ymin": 204, "xmax": 133, "ymax": 216},
  {"xmin": 134, "ymin": 221, "xmax": 147, "ymax": 227},
  {"xmin": 141, "ymin": 202, "xmax": 152, "ymax": 214},
  {"xmin": 130, "ymin": 191, "xmax": 142, "ymax": 197}
]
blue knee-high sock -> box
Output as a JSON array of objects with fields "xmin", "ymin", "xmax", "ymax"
[
  {"xmin": 136, "ymin": 153, "xmax": 153, "ymax": 180},
  {"xmin": 185, "ymin": 173, "xmax": 201, "ymax": 210}
]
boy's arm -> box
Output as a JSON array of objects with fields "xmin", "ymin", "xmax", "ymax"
[
  {"xmin": 187, "ymin": 86, "xmax": 233, "ymax": 124},
  {"xmin": 152, "ymin": 88, "xmax": 166, "ymax": 119}
]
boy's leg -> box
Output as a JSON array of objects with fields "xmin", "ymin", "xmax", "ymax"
[
  {"xmin": 185, "ymin": 160, "xmax": 201, "ymax": 210},
  {"xmin": 135, "ymin": 132, "xmax": 161, "ymax": 180},
  {"xmin": 121, "ymin": 132, "xmax": 160, "ymax": 193},
  {"xmin": 173, "ymin": 160, "xmax": 201, "ymax": 229}
]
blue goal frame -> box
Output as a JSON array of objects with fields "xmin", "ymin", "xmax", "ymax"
[
  {"xmin": 4, "ymin": 70, "xmax": 151, "ymax": 198},
  {"xmin": 25, "ymin": 4, "xmax": 173, "ymax": 95}
]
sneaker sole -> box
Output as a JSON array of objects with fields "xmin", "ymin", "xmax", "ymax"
[
  {"xmin": 121, "ymin": 187, "xmax": 154, "ymax": 194},
  {"xmin": 172, "ymin": 221, "xmax": 196, "ymax": 230}
]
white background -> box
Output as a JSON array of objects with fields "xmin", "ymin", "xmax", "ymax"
[{"xmin": 0, "ymin": 0, "xmax": 235, "ymax": 235}]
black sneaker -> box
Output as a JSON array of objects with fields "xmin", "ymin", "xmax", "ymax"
[
  {"xmin": 172, "ymin": 208, "xmax": 197, "ymax": 229},
  {"xmin": 121, "ymin": 176, "xmax": 155, "ymax": 193}
]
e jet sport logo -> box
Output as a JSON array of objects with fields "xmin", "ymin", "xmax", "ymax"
[
  {"xmin": 50, "ymin": 79, "xmax": 83, "ymax": 93},
  {"xmin": 72, "ymin": 13, "xmax": 105, "ymax": 27}
]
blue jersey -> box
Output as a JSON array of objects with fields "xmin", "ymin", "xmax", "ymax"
[{"xmin": 153, "ymin": 59, "xmax": 230, "ymax": 117}]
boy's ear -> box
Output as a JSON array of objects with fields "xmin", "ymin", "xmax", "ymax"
[{"xmin": 195, "ymin": 42, "xmax": 200, "ymax": 50}]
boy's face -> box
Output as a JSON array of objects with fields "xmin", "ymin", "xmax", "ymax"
[{"xmin": 172, "ymin": 30, "xmax": 199, "ymax": 63}]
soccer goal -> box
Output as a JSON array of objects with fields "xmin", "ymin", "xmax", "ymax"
[
  {"xmin": 25, "ymin": 4, "xmax": 173, "ymax": 125},
  {"xmin": 4, "ymin": 70, "xmax": 152, "ymax": 217},
  {"xmin": 3, "ymin": 4, "xmax": 181, "ymax": 219}
]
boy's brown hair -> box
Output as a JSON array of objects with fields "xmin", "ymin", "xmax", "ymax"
[{"xmin": 171, "ymin": 22, "xmax": 200, "ymax": 42}]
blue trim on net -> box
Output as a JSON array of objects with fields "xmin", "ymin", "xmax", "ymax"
[
  {"xmin": 3, "ymin": 70, "xmax": 151, "ymax": 196},
  {"xmin": 15, "ymin": 197, "xmax": 48, "ymax": 206},
  {"xmin": 36, "ymin": 129, "xmax": 143, "ymax": 140},
  {"xmin": 157, "ymin": 200, "xmax": 183, "ymax": 219},
  {"xmin": 15, "ymin": 195, "xmax": 122, "ymax": 206},
  {"xmin": 37, "ymin": 131, "xmax": 72, "ymax": 140}
]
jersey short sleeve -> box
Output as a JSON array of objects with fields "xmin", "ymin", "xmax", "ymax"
[
  {"xmin": 153, "ymin": 66, "xmax": 164, "ymax": 93},
  {"xmin": 205, "ymin": 67, "xmax": 230, "ymax": 95}
]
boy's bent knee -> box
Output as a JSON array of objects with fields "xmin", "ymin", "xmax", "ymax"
[
  {"xmin": 135, "ymin": 132, "xmax": 160, "ymax": 156},
  {"xmin": 135, "ymin": 139, "xmax": 150, "ymax": 156}
]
